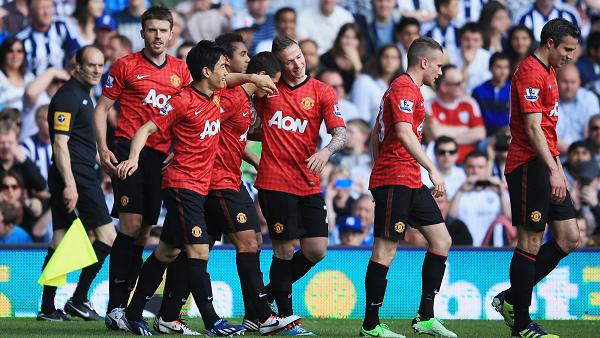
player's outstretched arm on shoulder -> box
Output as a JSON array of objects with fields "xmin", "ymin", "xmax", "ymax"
[
  {"xmin": 116, "ymin": 121, "xmax": 158, "ymax": 180},
  {"xmin": 226, "ymin": 73, "xmax": 277, "ymax": 94}
]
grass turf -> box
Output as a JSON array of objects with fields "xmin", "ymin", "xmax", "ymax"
[{"xmin": 1, "ymin": 318, "xmax": 599, "ymax": 337}]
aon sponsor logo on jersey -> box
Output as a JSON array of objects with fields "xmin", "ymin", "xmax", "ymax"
[
  {"xmin": 143, "ymin": 89, "xmax": 171, "ymax": 108},
  {"xmin": 200, "ymin": 119, "xmax": 221, "ymax": 139},
  {"xmin": 268, "ymin": 110, "xmax": 308, "ymax": 133}
]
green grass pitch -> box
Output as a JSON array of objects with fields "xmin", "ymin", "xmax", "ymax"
[{"xmin": 1, "ymin": 318, "xmax": 599, "ymax": 337}]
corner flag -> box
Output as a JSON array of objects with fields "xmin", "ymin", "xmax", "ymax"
[{"xmin": 38, "ymin": 218, "xmax": 97, "ymax": 286}]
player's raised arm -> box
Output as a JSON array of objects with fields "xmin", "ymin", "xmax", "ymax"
[
  {"xmin": 93, "ymin": 95, "xmax": 118, "ymax": 175},
  {"xmin": 116, "ymin": 120, "xmax": 159, "ymax": 179},
  {"xmin": 226, "ymin": 73, "xmax": 277, "ymax": 94}
]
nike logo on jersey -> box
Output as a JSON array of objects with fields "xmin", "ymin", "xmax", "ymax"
[
  {"xmin": 137, "ymin": 75, "xmax": 150, "ymax": 80},
  {"xmin": 195, "ymin": 110, "xmax": 203, "ymax": 115},
  {"xmin": 267, "ymin": 93, "xmax": 279, "ymax": 98}
]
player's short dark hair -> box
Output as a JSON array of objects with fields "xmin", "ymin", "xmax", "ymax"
[
  {"xmin": 111, "ymin": 34, "xmax": 132, "ymax": 51},
  {"xmin": 141, "ymin": 6, "xmax": 173, "ymax": 31},
  {"xmin": 75, "ymin": 45, "xmax": 102, "ymax": 66},
  {"xmin": 247, "ymin": 52, "xmax": 281, "ymax": 76},
  {"xmin": 464, "ymin": 149, "xmax": 488, "ymax": 162},
  {"xmin": 396, "ymin": 17, "xmax": 420, "ymax": 35},
  {"xmin": 407, "ymin": 37, "xmax": 443, "ymax": 68},
  {"xmin": 0, "ymin": 202, "xmax": 17, "ymax": 225},
  {"xmin": 568, "ymin": 140, "xmax": 592, "ymax": 155},
  {"xmin": 186, "ymin": 40, "xmax": 226, "ymax": 81},
  {"xmin": 272, "ymin": 35, "xmax": 298, "ymax": 57},
  {"xmin": 489, "ymin": 52, "xmax": 510, "ymax": 69},
  {"xmin": 434, "ymin": 0, "xmax": 452, "ymax": 12},
  {"xmin": 459, "ymin": 22, "xmax": 483, "ymax": 40},
  {"xmin": 434, "ymin": 64, "xmax": 457, "ymax": 87},
  {"xmin": 540, "ymin": 18, "xmax": 580, "ymax": 46},
  {"xmin": 275, "ymin": 7, "xmax": 295, "ymax": 22},
  {"xmin": 215, "ymin": 33, "xmax": 245, "ymax": 58},
  {"xmin": 434, "ymin": 136, "xmax": 458, "ymax": 152}
]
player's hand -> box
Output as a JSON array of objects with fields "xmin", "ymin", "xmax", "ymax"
[
  {"xmin": 162, "ymin": 152, "xmax": 174, "ymax": 173},
  {"xmin": 99, "ymin": 148, "xmax": 118, "ymax": 176},
  {"xmin": 252, "ymin": 74, "xmax": 277, "ymax": 94},
  {"xmin": 549, "ymin": 169, "xmax": 567, "ymax": 203},
  {"xmin": 306, "ymin": 148, "xmax": 331, "ymax": 174},
  {"xmin": 429, "ymin": 169, "xmax": 446, "ymax": 198},
  {"xmin": 63, "ymin": 184, "xmax": 78, "ymax": 213},
  {"xmin": 116, "ymin": 159, "xmax": 139, "ymax": 180}
]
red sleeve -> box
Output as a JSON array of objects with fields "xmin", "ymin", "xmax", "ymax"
[
  {"xmin": 389, "ymin": 84, "xmax": 418, "ymax": 125},
  {"xmin": 102, "ymin": 58, "xmax": 127, "ymax": 100},
  {"xmin": 152, "ymin": 94, "xmax": 185, "ymax": 132},
  {"xmin": 219, "ymin": 87, "xmax": 241, "ymax": 122},
  {"xmin": 515, "ymin": 71, "xmax": 545, "ymax": 114},
  {"xmin": 320, "ymin": 85, "xmax": 346, "ymax": 131},
  {"xmin": 182, "ymin": 66, "xmax": 192, "ymax": 86},
  {"xmin": 467, "ymin": 99, "xmax": 484, "ymax": 127},
  {"xmin": 253, "ymin": 95, "xmax": 266, "ymax": 118}
]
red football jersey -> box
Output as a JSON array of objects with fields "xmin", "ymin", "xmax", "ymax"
[
  {"xmin": 506, "ymin": 55, "xmax": 560, "ymax": 174},
  {"xmin": 103, "ymin": 52, "xmax": 191, "ymax": 154},
  {"xmin": 210, "ymin": 86, "xmax": 252, "ymax": 191},
  {"xmin": 151, "ymin": 86, "xmax": 223, "ymax": 195},
  {"xmin": 425, "ymin": 97, "xmax": 484, "ymax": 163},
  {"xmin": 254, "ymin": 77, "xmax": 345, "ymax": 196},
  {"xmin": 370, "ymin": 74, "xmax": 425, "ymax": 190}
]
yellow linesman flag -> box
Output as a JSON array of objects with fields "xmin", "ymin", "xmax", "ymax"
[{"xmin": 38, "ymin": 218, "xmax": 98, "ymax": 286}]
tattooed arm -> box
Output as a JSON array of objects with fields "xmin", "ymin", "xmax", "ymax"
[{"xmin": 306, "ymin": 126, "xmax": 346, "ymax": 174}]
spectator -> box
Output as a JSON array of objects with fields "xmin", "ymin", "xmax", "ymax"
[
  {"xmin": 0, "ymin": 8, "xmax": 8, "ymax": 46},
  {"xmin": 325, "ymin": 166, "xmax": 356, "ymax": 244},
  {"xmin": 247, "ymin": 0, "xmax": 276, "ymax": 54},
  {"xmin": 2, "ymin": 0, "xmax": 28, "ymax": 36},
  {"xmin": 20, "ymin": 104, "xmax": 51, "ymax": 181},
  {"xmin": 0, "ymin": 171, "xmax": 42, "ymax": 239},
  {"xmin": 105, "ymin": 35, "xmax": 132, "ymax": 68},
  {"xmin": 472, "ymin": 52, "xmax": 511, "ymax": 136},
  {"xmin": 351, "ymin": 44, "xmax": 402, "ymax": 125},
  {"xmin": 16, "ymin": 0, "xmax": 79, "ymax": 76},
  {"xmin": 93, "ymin": 13, "xmax": 118, "ymax": 52},
  {"xmin": 176, "ymin": 41, "xmax": 195, "ymax": 60},
  {"xmin": 450, "ymin": 22, "xmax": 492, "ymax": 92},
  {"xmin": 68, "ymin": 0, "xmax": 105, "ymax": 46},
  {"xmin": 425, "ymin": 65, "xmax": 486, "ymax": 164},
  {"xmin": 167, "ymin": 10, "xmax": 185, "ymax": 56},
  {"xmin": 587, "ymin": 114, "xmax": 600, "ymax": 164},
  {"xmin": 299, "ymin": 39, "xmax": 321, "ymax": 77},
  {"xmin": 505, "ymin": 25, "xmax": 536, "ymax": 74},
  {"xmin": 0, "ymin": 108, "xmax": 21, "ymax": 134},
  {"xmin": 320, "ymin": 22, "xmax": 364, "ymax": 94},
  {"xmin": 397, "ymin": 0, "xmax": 436, "ymax": 24},
  {"xmin": 255, "ymin": 7, "xmax": 297, "ymax": 53},
  {"xmin": 22, "ymin": 67, "xmax": 70, "ymax": 140},
  {"xmin": 113, "ymin": 0, "xmax": 146, "ymax": 52},
  {"xmin": 514, "ymin": 0, "xmax": 581, "ymax": 42},
  {"xmin": 570, "ymin": 160, "xmax": 600, "ymax": 236},
  {"xmin": 0, "ymin": 122, "xmax": 45, "ymax": 194},
  {"xmin": 354, "ymin": 0, "xmax": 400, "ymax": 58},
  {"xmin": 488, "ymin": 127, "xmax": 510, "ymax": 181},
  {"xmin": 297, "ymin": 0, "xmax": 355, "ymax": 55},
  {"xmin": 230, "ymin": 12, "xmax": 255, "ymax": 50},
  {"xmin": 338, "ymin": 194, "xmax": 374, "ymax": 246},
  {"xmin": 576, "ymin": 31, "xmax": 600, "ymax": 86},
  {"xmin": 0, "ymin": 38, "xmax": 34, "ymax": 112},
  {"xmin": 185, "ymin": 0, "xmax": 229, "ymax": 42},
  {"xmin": 455, "ymin": 0, "xmax": 487, "ymax": 25},
  {"xmin": 448, "ymin": 150, "xmax": 511, "ymax": 246},
  {"xmin": 576, "ymin": 212, "xmax": 595, "ymax": 248},
  {"xmin": 563, "ymin": 140, "xmax": 593, "ymax": 187},
  {"xmin": 557, "ymin": 63, "xmax": 600, "ymax": 153},
  {"xmin": 424, "ymin": 0, "xmax": 460, "ymax": 56},
  {"xmin": 318, "ymin": 69, "xmax": 360, "ymax": 122},
  {"xmin": 478, "ymin": 0, "xmax": 511, "ymax": 53},
  {"xmin": 421, "ymin": 136, "xmax": 466, "ymax": 199},
  {"xmin": 394, "ymin": 17, "xmax": 420, "ymax": 71},
  {"xmin": 0, "ymin": 201, "xmax": 32, "ymax": 243},
  {"xmin": 329, "ymin": 118, "xmax": 371, "ymax": 192},
  {"xmin": 432, "ymin": 187, "xmax": 472, "ymax": 246}
]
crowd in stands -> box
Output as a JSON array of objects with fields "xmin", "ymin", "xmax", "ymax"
[{"xmin": 0, "ymin": 0, "xmax": 600, "ymax": 249}]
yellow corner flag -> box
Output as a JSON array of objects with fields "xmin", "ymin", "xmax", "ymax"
[{"xmin": 38, "ymin": 218, "xmax": 98, "ymax": 286}]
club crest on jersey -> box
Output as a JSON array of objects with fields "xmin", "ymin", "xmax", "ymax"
[
  {"xmin": 105, "ymin": 75, "xmax": 114, "ymax": 88},
  {"xmin": 458, "ymin": 111, "xmax": 470, "ymax": 124},
  {"xmin": 524, "ymin": 88, "xmax": 540, "ymax": 102},
  {"xmin": 333, "ymin": 104, "xmax": 342, "ymax": 117},
  {"xmin": 160, "ymin": 102, "xmax": 174, "ymax": 116},
  {"xmin": 301, "ymin": 97, "xmax": 314, "ymax": 110},
  {"xmin": 171, "ymin": 74, "xmax": 181, "ymax": 87},
  {"xmin": 399, "ymin": 99, "xmax": 414, "ymax": 113}
]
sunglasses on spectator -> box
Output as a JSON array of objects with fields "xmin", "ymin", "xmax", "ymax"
[
  {"xmin": 444, "ymin": 80, "xmax": 463, "ymax": 86},
  {"xmin": 590, "ymin": 125, "xmax": 600, "ymax": 131},
  {"xmin": 1, "ymin": 184, "xmax": 20, "ymax": 191},
  {"xmin": 436, "ymin": 149, "xmax": 457, "ymax": 156}
]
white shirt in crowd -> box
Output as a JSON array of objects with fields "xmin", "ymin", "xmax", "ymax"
[
  {"xmin": 350, "ymin": 74, "xmax": 389, "ymax": 126},
  {"xmin": 0, "ymin": 71, "xmax": 34, "ymax": 111},
  {"xmin": 455, "ymin": 188, "xmax": 503, "ymax": 246},
  {"xmin": 421, "ymin": 165, "xmax": 466, "ymax": 200},
  {"xmin": 557, "ymin": 87, "xmax": 600, "ymax": 145},
  {"xmin": 297, "ymin": 5, "xmax": 354, "ymax": 55},
  {"xmin": 450, "ymin": 48, "xmax": 492, "ymax": 94}
]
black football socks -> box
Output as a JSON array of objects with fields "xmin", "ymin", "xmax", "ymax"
[
  {"xmin": 269, "ymin": 256, "xmax": 293, "ymax": 316},
  {"xmin": 237, "ymin": 252, "xmax": 272, "ymax": 322},
  {"xmin": 40, "ymin": 248, "xmax": 56, "ymax": 314},
  {"xmin": 363, "ymin": 260, "xmax": 389, "ymax": 330},
  {"xmin": 126, "ymin": 252, "xmax": 167, "ymax": 321},
  {"xmin": 510, "ymin": 248, "xmax": 537, "ymax": 331},
  {"xmin": 159, "ymin": 252, "xmax": 190, "ymax": 322},
  {"xmin": 108, "ymin": 232, "xmax": 135, "ymax": 311},
  {"xmin": 187, "ymin": 258, "xmax": 220, "ymax": 329},
  {"xmin": 418, "ymin": 251, "xmax": 447, "ymax": 320},
  {"xmin": 72, "ymin": 241, "xmax": 111, "ymax": 304}
]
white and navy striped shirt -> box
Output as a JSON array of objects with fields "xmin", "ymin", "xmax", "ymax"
[
  {"xmin": 21, "ymin": 133, "xmax": 52, "ymax": 181},
  {"xmin": 456, "ymin": 0, "xmax": 488, "ymax": 26},
  {"xmin": 424, "ymin": 23, "xmax": 460, "ymax": 55},
  {"xmin": 16, "ymin": 21, "xmax": 80, "ymax": 76},
  {"xmin": 515, "ymin": 3, "xmax": 581, "ymax": 41}
]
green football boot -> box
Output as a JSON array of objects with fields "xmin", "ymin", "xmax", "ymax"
[
  {"xmin": 492, "ymin": 290, "xmax": 515, "ymax": 329},
  {"xmin": 411, "ymin": 315, "xmax": 457, "ymax": 338},
  {"xmin": 359, "ymin": 323, "xmax": 406, "ymax": 337}
]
